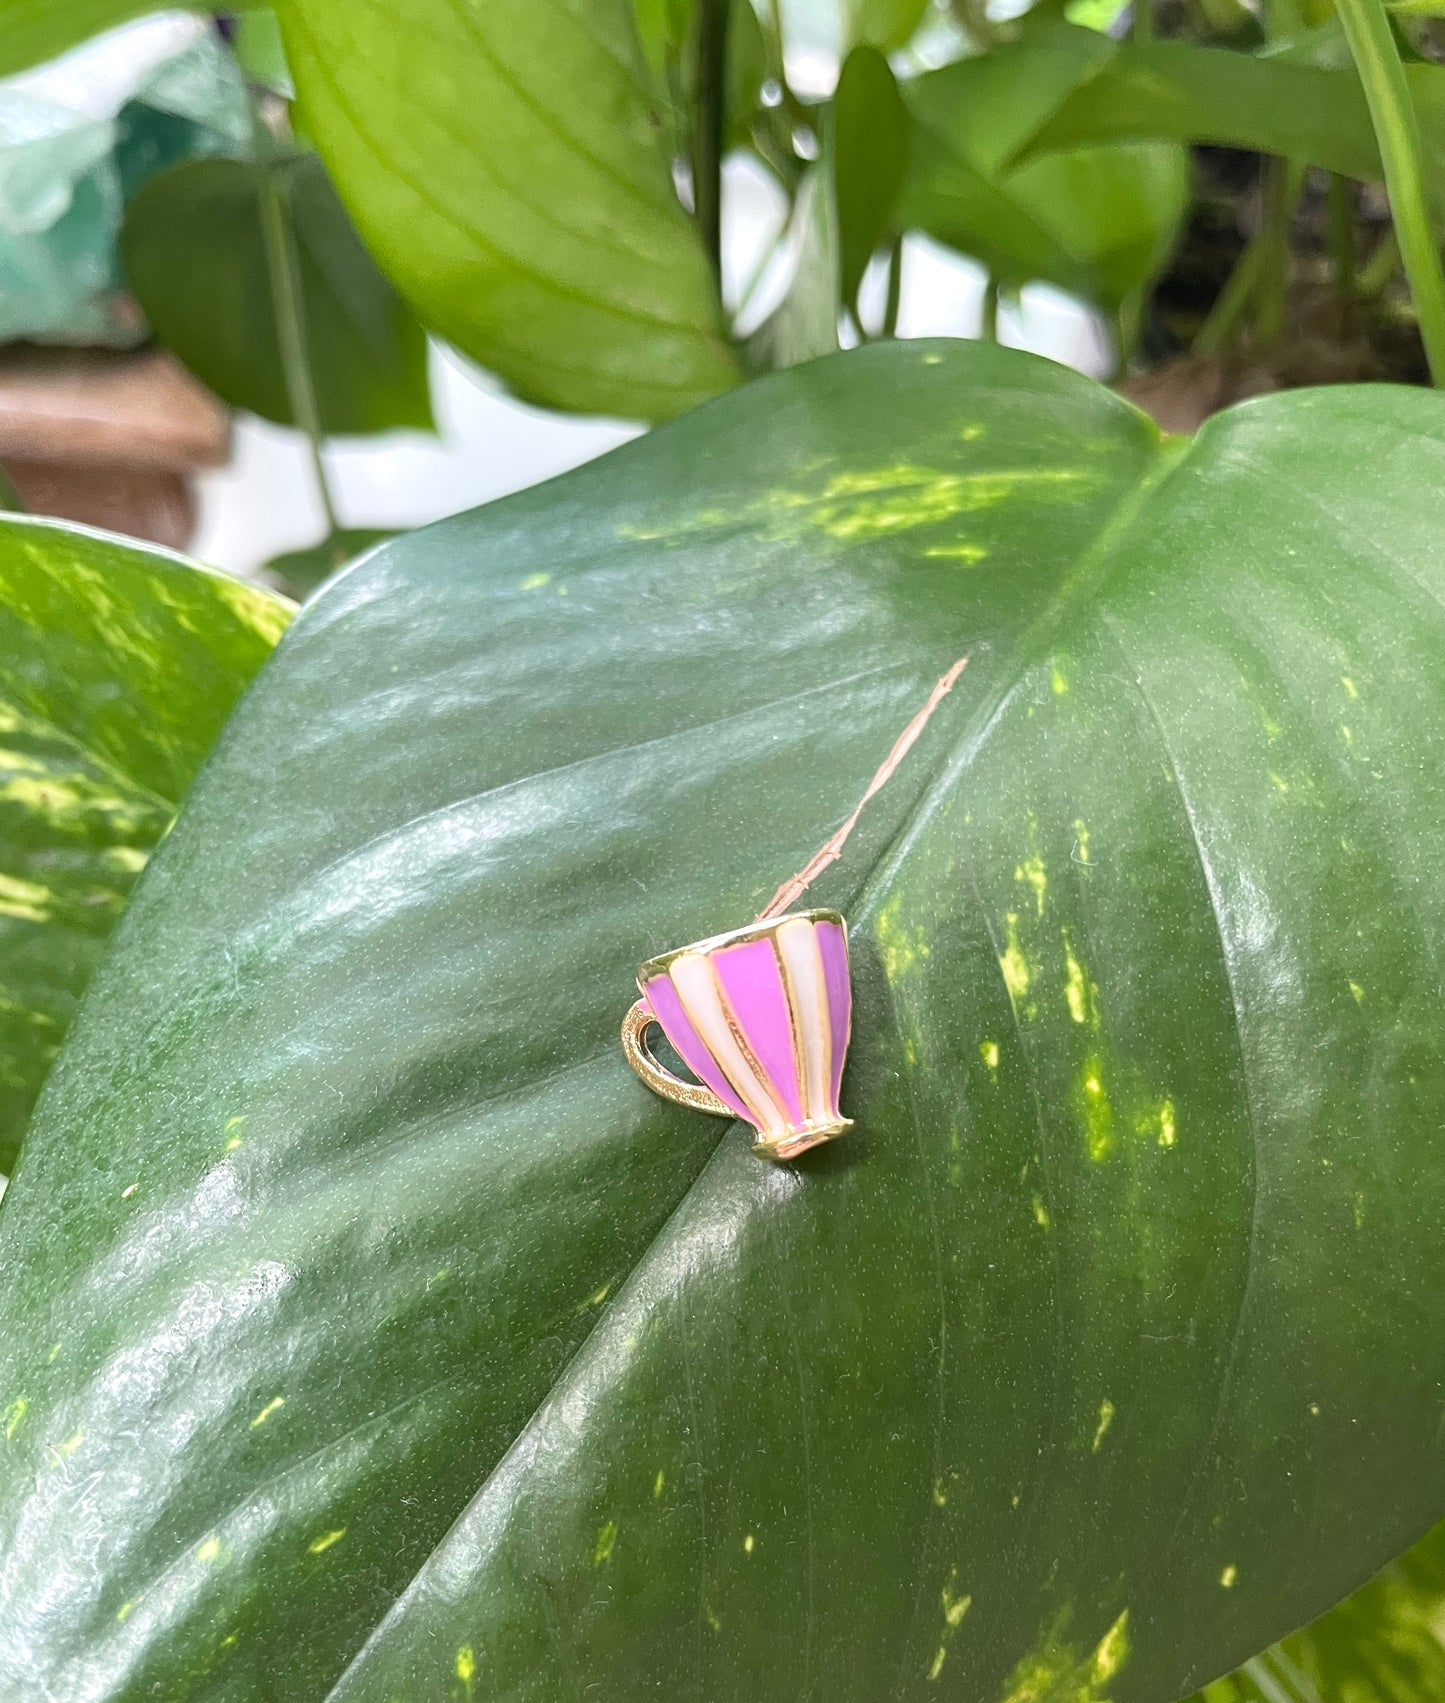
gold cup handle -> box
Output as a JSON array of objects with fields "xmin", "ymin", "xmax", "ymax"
[{"xmin": 621, "ymin": 999, "xmax": 734, "ymax": 1119}]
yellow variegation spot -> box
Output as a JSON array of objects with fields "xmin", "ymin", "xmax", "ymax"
[
  {"xmin": 764, "ymin": 463, "xmax": 1096, "ymax": 544},
  {"xmin": 116, "ymin": 1599, "xmax": 134, "ymax": 1623},
  {"xmin": 923, "ymin": 543, "xmax": 988, "ymax": 563},
  {"xmin": 1220, "ymin": 1565, "xmax": 1238, "ymax": 1589},
  {"xmin": 980, "ymin": 1040, "xmax": 1000, "ymax": 1072},
  {"xmin": 943, "ymin": 1583, "xmax": 972, "ymax": 1628},
  {"xmin": 1032, "ymin": 1193, "xmax": 1051, "ymax": 1229},
  {"xmin": 1063, "ymin": 939, "xmax": 1096, "ymax": 1027},
  {"xmin": 519, "ymin": 572, "xmax": 551, "ymax": 590},
  {"xmin": 1158, "ymin": 1099, "xmax": 1176, "ymax": 1148},
  {"xmin": 999, "ymin": 913, "xmax": 1030, "ymax": 1004},
  {"xmin": 1072, "ymin": 820, "xmax": 1091, "ymax": 865},
  {"xmin": 927, "ymin": 1569, "xmax": 974, "ymax": 1680},
  {"xmin": 594, "ymin": 1520, "xmax": 617, "ymax": 1565},
  {"xmin": 1015, "ymin": 853, "xmax": 1047, "ymax": 916},
  {"xmin": 2, "ymin": 1397, "xmax": 25, "ymax": 1439},
  {"xmin": 744, "ymin": 1533, "xmax": 755, "ymax": 1554},
  {"xmin": 1078, "ymin": 1057, "xmax": 1114, "ymax": 1162},
  {"xmin": 308, "ymin": 1529, "xmax": 346, "ymax": 1555},
  {"xmin": 456, "ymin": 1644, "xmax": 475, "ymax": 1692},
  {"xmin": 876, "ymin": 895, "xmax": 929, "ymax": 984},
  {"xmin": 1051, "ymin": 663, "xmax": 1069, "ymax": 696},
  {"xmin": 1342, "ymin": 675, "xmax": 1359, "ymax": 698},
  {"xmin": 250, "ymin": 1396, "xmax": 285, "ymax": 1428},
  {"xmin": 1349, "ymin": 981, "xmax": 1365, "ymax": 1004},
  {"xmin": 999, "ymin": 1609, "xmax": 1131, "ymax": 1703},
  {"xmin": 1092, "ymin": 1398, "xmax": 1115, "ymax": 1453},
  {"xmin": 197, "ymin": 1537, "xmax": 222, "ymax": 1564},
  {"xmin": 0, "ymin": 873, "xmax": 52, "ymax": 923},
  {"xmin": 1092, "ymin": 1611, "xmax": 1130, "ymax": 1684},
  {"xmin": 653, "ymin": 1469, "xmax": 665, "ymax": 1498}
]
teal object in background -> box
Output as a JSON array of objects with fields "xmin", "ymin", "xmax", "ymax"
[{"xmin": 0, "ymin": 17, "xmax": 251, "ymax": 347}]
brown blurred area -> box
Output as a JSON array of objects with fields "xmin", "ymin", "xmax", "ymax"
[{"xmin": 0, "ymin": 347, "xmax": 228, "ymax": 551}]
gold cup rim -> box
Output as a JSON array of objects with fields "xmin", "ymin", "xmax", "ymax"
[{"xmin": 636, "ymin": 907, "xmax": 847, "ymax": 986}]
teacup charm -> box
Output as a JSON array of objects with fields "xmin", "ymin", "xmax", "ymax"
[
  {"xmin": 620, "ymin": 656, "xmax": 969, "ymax": 1164},
  {"xmin": 622, "ymin": 909, "xmax": 853, "ymax": 1161}
]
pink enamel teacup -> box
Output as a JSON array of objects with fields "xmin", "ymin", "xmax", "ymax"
[{"xmin": 621, "ymin": 909, "xmax": 853, "ymax": 1160}]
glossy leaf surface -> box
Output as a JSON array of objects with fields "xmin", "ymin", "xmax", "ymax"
[
  {"xmin": 3, "ymin": 344, "xmax": 1445, "ymax": 1702},
  {"xmin": 0, "ymin": 518, "xmax": 289, "ymax": 1176},
  {"xmin": 122, "ymin": 154, "xmax": 433, "ymax": 437},
  {"xmin": 275, "ymin": 0, "xmax": 739, "ymax": 421},
  {"xmin": 903, "ymin": 29, "xmax": 1188, "ymax": 311}
]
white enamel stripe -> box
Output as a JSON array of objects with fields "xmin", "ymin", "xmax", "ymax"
[
  {"xmin": 776, "ymin": 916, "xmax": 831, "ymax": 1123},
  {"xmin": 669, "ymin": 951, "xmax": 788, "ymax": 1133}
]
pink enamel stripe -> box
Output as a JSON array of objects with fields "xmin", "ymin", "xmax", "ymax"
[
  {"xmin": 817, "ymin": 920, "xmax": 852, "ymax": 1107},
  {"xmin": 711, "ymin": 937, "xmax": 805, "ymax": 1127},
  {"xmin": 642, "ymin": 975, "xmax": 753, "ymax": 1123}
]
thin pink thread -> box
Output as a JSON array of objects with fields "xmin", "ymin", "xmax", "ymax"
[{"xmin": 757, "ymin": 655, "xmax": 970, "ymax": 921}]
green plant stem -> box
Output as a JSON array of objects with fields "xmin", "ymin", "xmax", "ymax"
[
  {"xmin": 882, "ymin": 240, "xmax": 903, "ymax": 338},
  {"xmin": 1327, "ymin": 174, "xmax": 1357, "ymax": 293},
  {"xmin": 1255, "ymin": 157, "xmax": 1304, "ymax": 347},
  {"xmin": 980, "ymin": 276, "xmax": 1000, "ymax": 342},
  {"xmin": 766, "ymin": 0, "xmax": 787, "ymax": 75},
  {"xmin": 1335, "ymin": 0, "xmax": 1445, "ymax": 383},
  {"xmin": 693, "ymin": 0, "xmax": 729, "ymax": 288},
  {"xmin": 1358, "ymin": 225, "xmax": 1402, "ymax": 294},
  {"xmin": 1194, "ymin": 237, "xmax": 1263, "ymax": 357},
  {"xmin": 0, "ymin": 462, "xmax": 27, "ymax": 514},
  {"xmin": 257, "ymin": 161, "xmax": 341, "ymax": 536}
]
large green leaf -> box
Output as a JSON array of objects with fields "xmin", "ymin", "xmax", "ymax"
[
  {"xmin": 902, "ymin": 29, "xmax": 1189, "ymax": 312},
  {"xmin": 0, "ymin": 518, "xmax": 290, "ymax": 1178},
  {"xmin": 4, "ymin": 343, "xmax": 1445, "ymax": 1700},
  {"xmin": 274, "ymin": 0, "xmax": 739, "ymax": 422},
  {"xmin": 122, "ymin": 154, "xmax": 433, "ymax": 437},
  {"xmin": 1199, "ymin": 1519, "xmax": 1445, "ymax": 1703},
  {"xmin": 0, "ymin": 0, "xmax": 265, "ymax": 78},
  {"xmin": 1017, "ymin": 36, "xmax": 1445, "ymax": 222},
  {"xmin": 834, "ymin": 45, "xmax": 911, "ymax": 314}
]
